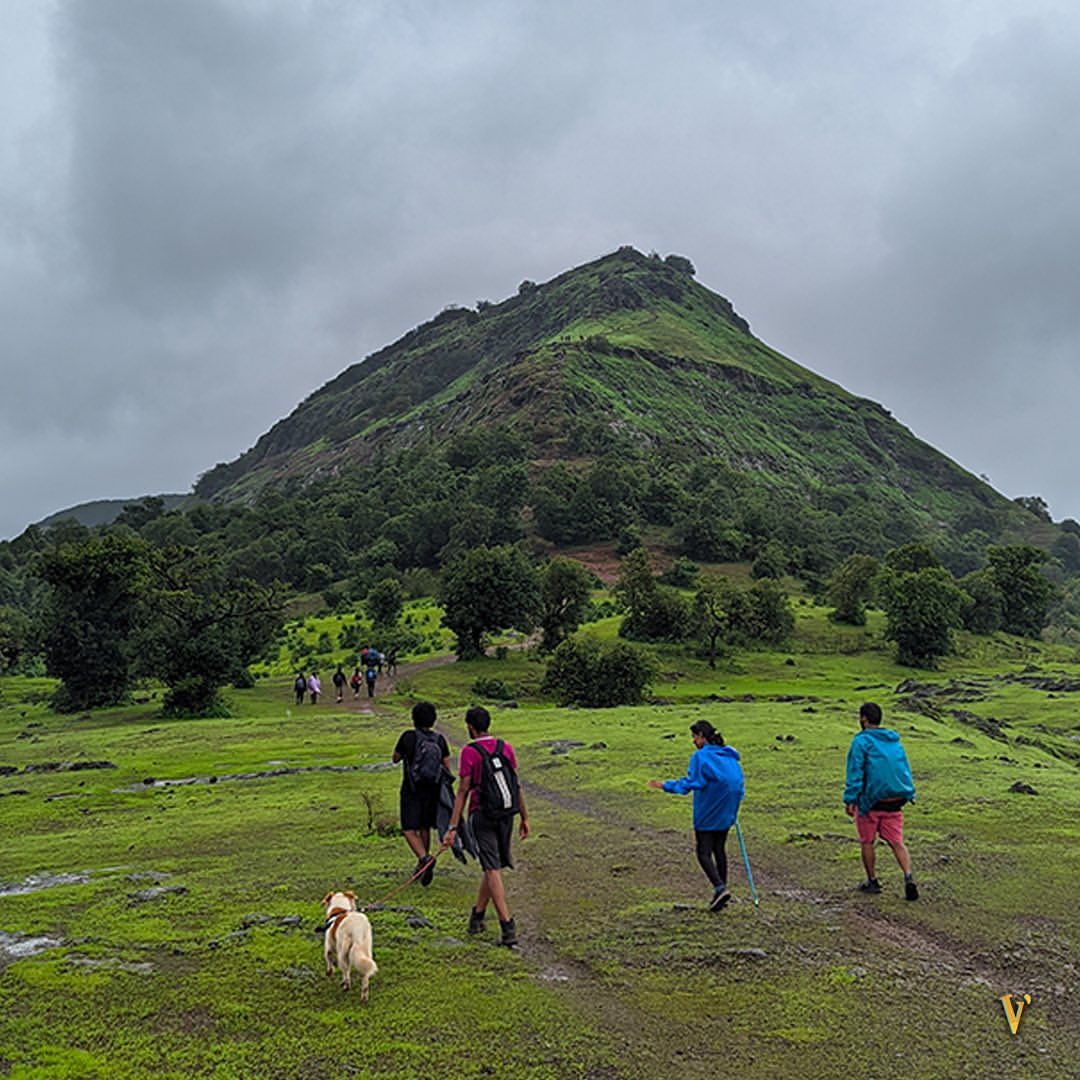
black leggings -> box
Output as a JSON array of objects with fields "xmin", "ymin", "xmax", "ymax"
[{"xmin": 695, "ymin": 828, "xmax": 730, "ymax": 889}]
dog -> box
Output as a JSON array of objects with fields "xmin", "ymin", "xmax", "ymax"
[{"xmin": 321, "ymin": 890, "xmax": 378, "ymax": 1001}]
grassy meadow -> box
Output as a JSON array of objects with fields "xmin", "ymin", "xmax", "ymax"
[{"xmin": 1, "ymin": 599, "xmax": 1078, "ymax": 1078}]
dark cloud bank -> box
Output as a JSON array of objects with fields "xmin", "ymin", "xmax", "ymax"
[{"xmin": 3, "ymin": 0, "xmax": 1080, "ymax": 537}]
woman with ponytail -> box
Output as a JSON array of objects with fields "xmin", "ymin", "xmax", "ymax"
[{"xmin": 649, "ymin": 720, "xmax": 745, "ymax": 910}]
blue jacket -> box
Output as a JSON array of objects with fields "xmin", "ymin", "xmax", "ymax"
[
  {"xmin": 663, "ymin": 744, "xmax": 744, "ymax": 830},
  {"xmin": 843, "ymin": 728, "xmax": 916, "ymax": 814}
]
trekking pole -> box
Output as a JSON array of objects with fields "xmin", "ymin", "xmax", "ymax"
[{"xmin": 734, "ymin": 819, "xmax": 760, "ymax": 908}]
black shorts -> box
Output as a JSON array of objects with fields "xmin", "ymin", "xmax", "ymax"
[
  {"xmin": 470, "ymin": 810, "xmax": 514, "ymax": 871},
  {"xmin": 400, "ymin": 784, "xmax": 439, "ymax": 831}
]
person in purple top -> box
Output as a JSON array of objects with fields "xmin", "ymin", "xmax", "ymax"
[{"xmin": 442, "ymin": 706, "xmax": 530, "ymax": 947}]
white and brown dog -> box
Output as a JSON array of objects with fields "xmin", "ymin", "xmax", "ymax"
[{"xmin": 321, "ymin": 890, "xmax": 378, "ymax": 1001}]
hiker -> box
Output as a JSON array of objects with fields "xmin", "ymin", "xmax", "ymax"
[
  {"xmin": 385, "ymin": 648, "xmax": 397, "ymax": 677},
  {"xmin": 364, "ymin": 663, "xmax": 377, "ymax": 698},
  {"xmin": 350, "ymin": 666, "xmax": 362, "ymax": 698},
  {"xmin": 307, "ymin": 671, "xmax": 321, "ymax": 705},
  {"xmin": 392, "ymin": 701, "xmax": 452, "ymax": 886},
  {"xmin": 844, "ymin": 702, "xmax": 918, "ymax": 900},
  {"xmin": 293, "ymin": 672, "xmax": 306, "ymax": 706},
  {"xmin": 442, "ymin": 705, "xmax": 529, "ymax": 947},
  {"xmin": 649, "ymin": 720, "xmax": 744, "ymax": 911},
  {"xmin": 332, "ymin": 665, "xmax": 347, "ymax": 704}
]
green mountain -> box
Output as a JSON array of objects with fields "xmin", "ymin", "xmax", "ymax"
[
  {"xmin": 37, "ymin": 494, "xmax": 192, "ymax": 530},
  {"xmin": 194, "ymin": 247, "xmax": 1028, "ymax": 545}
]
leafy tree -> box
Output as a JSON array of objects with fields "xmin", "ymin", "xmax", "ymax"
[
  {"xmin": 691, "ymin": 580, "xmax": 732, "ymax": 668},
  {"xmin": 0, "ymin": 605, "xmax": 34, "ymax": 673},
  {"xmin": 1051, "ymin": 532, "xmax": 1080, "ymax": 574},
  {"xmin": 615, "ymin": 548, "xmax": 689, "ymax": 642},
  {"xmin": 438, "ymin": 545, "xmax": 539, "ymax": 659},
  {"xmin": 879, "ymin": 567, "xmax": 966, "ymax": 667},
  {"xmin": 37, "ymin": 533, "xmax": 150, "ymax": 711},
  {"xmin": 139, "ymin": 547, "xmax": 286, "ymax": 716},
  {"xmin": 826, "ymin": 554, "xmax": 881, "ymax": 626},
  {"xmin": 986, "ymin": 545, "xmax": 1054, "ymax": 638},
  {"xmin": 730, "ymin": 580, "xmax": 795, "ymax": 645},
  {"xmin": 658, "ymin": 556, "xmax": 699, "ymax": 588},
  {"xmin": 366, "ymin": 578, "xmax": 405, "ymax": 630},
  {"xmin": 884, "ymin": 543, "xmax": 940, "ymax": 573},
  {"xmin": 958, "ymin": 569, "xmax": 1003, "ymax": 634},
  {"xmin": 543, "ymin": 636, "xmax": 655, "ymax": 707},
  {"xmin": 538, "ymin": 558, "xmax": 594, "ymax": 652},
  {"xmin": 750, "ymin": 539, "xmax": 787, "ymax": 580}
]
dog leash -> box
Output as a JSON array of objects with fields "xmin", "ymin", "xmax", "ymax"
[{"xmin": 359, "ymin": 849, "xmax": 445, "ymax": 912}]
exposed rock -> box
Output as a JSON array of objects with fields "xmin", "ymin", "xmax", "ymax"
[
  {"xmin": 1008, "ymin": 782, "xmax": 1038, "ymax": 796},
  {"xmin": 128, "ymin": 885, "xmax": 188, "ymax": 904},
  {"xmin": 406, "ymin": 915, "xmax": 433, "ymax": 929}
]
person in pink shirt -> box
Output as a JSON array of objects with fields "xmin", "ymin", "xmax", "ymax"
[{"xmin": 442, "ymin": 706, "xmax": 529, "ymax": 948}]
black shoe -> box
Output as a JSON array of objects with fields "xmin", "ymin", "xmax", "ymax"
[
  {"xmin": 468, "ymin": 907, "xmax": 486, "ymax": 935},
  {"xmin": 498, "ymin": 918, "xmax": 518, "ymax": 948},
  {"xmin": 858, "ymin": 878, "xmax": 882, "ymax": 894},
  {"xmin": 905, "ymin": 879, "xmax": 919, "ymax": 901},
  {"xmin": 417, "ymin": 855, "xmax": 435, "ymax": 887},
  {"xmin": 710, "ymin": 888, "xmax": 732, "ymax": 912}
]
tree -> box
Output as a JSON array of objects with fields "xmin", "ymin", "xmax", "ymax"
[
  {"xmin": 879, "ymin": 567, "xmax": 966, "ymax": 667},
  {"xmin": 139, "ymin": 547, "xmax": 286, "ymax": 716},
  {"xmin": 538, "ymin": 558, "xmax": 594, "ymax": 652},
  {"xmin": 691, "ymin": 580, "xmax": 732, "ymax": 668},
  {"xmin": 986, "ymin": 545, "xmax": 1054, "ymax": 638},
  {"xmin": 884, "ymin": 543, "xmax": 939, "ymax": 573},
  {"xmin": 0, "ymin": 605, "xmax": 34, "ymax": 674},
  {"xmin": 826, "ymin": 554, "xmax": 881, "ymax": 626},
  {"xmin": 1013, "ymin": 495, "xmax": 1052, "ymax": 522},
  {"xmin": 615, "ymin": 548, "xmax": 689, "ymax": 642},
  {"xmin": 366, "ymin": 578, "xmax": 404, "ymax": 630},
  {"xmin": 37, "ymin": 533, "xmax": 150, "ymax": 711},
  {"xmin": 958, "ymin": 569, "xmax": 1003, "ymax": 634},
  {"xmin": 751, "ymin": 539, "xmax": 787, "ymax": 580},
  {"xmin": 543, "ymin": 636, "xmax": 655, "ymax": 707},
  {"xmin": 438, "ymin": 545, "xmax": 539, "ymax": 659}
]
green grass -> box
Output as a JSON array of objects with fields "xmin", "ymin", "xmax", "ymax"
[{"xmin": 2, "ymin": 606, "xmax": 1078, "ymax": 1077}]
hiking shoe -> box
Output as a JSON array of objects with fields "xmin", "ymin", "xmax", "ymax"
[
  {"xmin": 498, "ymin": 918, "xmax": 518, "ymax": 948},
  {"xmin": 905, "ymin": 879, "xmax": 919, "ymax": 901},
  {"xmin": 710, "ymin": 888, "xmax": 732, "ymax": 912},
  {"xmin": 858, "ymin": 879, "xmax": 882, "ymax": 894},
  {"xmin": 467, "ymin": 907, "xmax": 486, "ymax": 935},
  {"xmin": 417, "ymin": 855, "xmax": 435, "ymax": 887}
]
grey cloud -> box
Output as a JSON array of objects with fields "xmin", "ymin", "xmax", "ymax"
[{"xmin": 2, "ymin": 0, "xmax": 1080, "ymax": 536}]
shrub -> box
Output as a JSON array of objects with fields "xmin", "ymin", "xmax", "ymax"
[
  {"xmin": 472, "ymin": 676, "xmax": 515, "ymax": 700},
  {"xmin": 543, "ymin": 636, "xmax": 656, "ymax": 707}
]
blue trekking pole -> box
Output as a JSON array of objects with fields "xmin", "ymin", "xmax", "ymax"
[{"xmin": 734, "ymin": 819, "xmax": 759, "ymax": 908}]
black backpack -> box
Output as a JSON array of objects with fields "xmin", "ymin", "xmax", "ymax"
[
  {"xmin": 294, "ymin": 676, "xmax": 306, "ymax": 693},
  {"xmin": 409, "ymin": 730, "xmax": 444, "ymax": 786},
  {"xmin": 472, "ymin": 739, "xmax": 520, "ymax": 819}
]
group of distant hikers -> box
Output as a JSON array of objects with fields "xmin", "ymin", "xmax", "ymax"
[
  {"xmin": 293, "ymin": 647, "xmax": 397, "ymax": 706},
  {"xmin": 386, "ymin": 697, "xmax": 917, "ymax": 947}
]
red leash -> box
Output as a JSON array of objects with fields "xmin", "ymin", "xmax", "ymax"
[{"xmin": 360, "ymin": 849, "xmax": 444, "ymax": 911}]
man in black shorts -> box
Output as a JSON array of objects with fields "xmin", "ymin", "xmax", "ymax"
[{"xmin": 392, "ymin": 701, "xmax": 451, "ymax": 886}]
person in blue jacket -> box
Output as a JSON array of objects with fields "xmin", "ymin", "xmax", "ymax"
[
  {"xmin": 650, "ymin": 720, "xmax": 744, "ymax": 911},
  {"xmin": 844, "ymin": 702, "xmax": 918, "ymax": 900}
]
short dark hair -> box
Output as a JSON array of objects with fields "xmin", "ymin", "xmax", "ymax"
[
  {"xmin": 411, "ymin": 701, "xmax": 437, "ymax": 729},
  {"xmin": 465, "ymin": 705, "xmax": 491, "ymax": 733},
  {"xmin": 859, "ymin": 702, "xmax": 882, "ymax": 725},
  {"xmin": 690, "ymin": 720, "xmax": 724, "ymax": 746}
]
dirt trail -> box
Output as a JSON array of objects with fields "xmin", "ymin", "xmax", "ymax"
[{"xmin": 513, "ymin": 779, "xmax": 1077, "ymax": 1059}]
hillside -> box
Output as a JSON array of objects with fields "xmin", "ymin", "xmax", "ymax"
[
  {"xmin": 36, "ymin": 494, "xmax": 191, "ymax": 530},
  {"xmin": 193, "ymin": 247, "xmax": 1027, "ymax": 545}
]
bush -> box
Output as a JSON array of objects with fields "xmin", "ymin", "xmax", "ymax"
[
  {"xmin": 543, "ymin": 636, "xmax": 656, "ymax": 707},
  {"xmin": 472, "ymin": 676, "xmax": 515, "ymax": 700}
]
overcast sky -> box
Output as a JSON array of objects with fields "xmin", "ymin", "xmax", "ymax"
[{"xmin": 3, "ymin": 0, "xmax": 1080, "ymax": 539}]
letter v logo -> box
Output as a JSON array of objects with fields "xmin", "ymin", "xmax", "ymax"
[{"xmin": 999, "ymin": 993, "xmax": 1032, "ymax": 1035}]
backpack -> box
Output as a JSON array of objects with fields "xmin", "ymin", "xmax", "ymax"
[
  {"xmin": 294, "ymin": 676, "xmax": 306, "ymax": 693},
  {"xmin": 409, "ymin": 730, "xmax": 444, "ymax": 786},
  {"xmin": 365, "ymin": 667, "xmax": 376, "ymax": 681},
  {"xmin": 472, "ymin": 739, "xmax": 520, "ymax": 819},
  {"xmin": 333, "ymin": 670, "xmax": 346, "ymax": 686}
]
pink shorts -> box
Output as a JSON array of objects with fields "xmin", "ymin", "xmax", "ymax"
[{"xmin": 855, "ymin": 808, "xmax": 904, "ymax": 845}]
